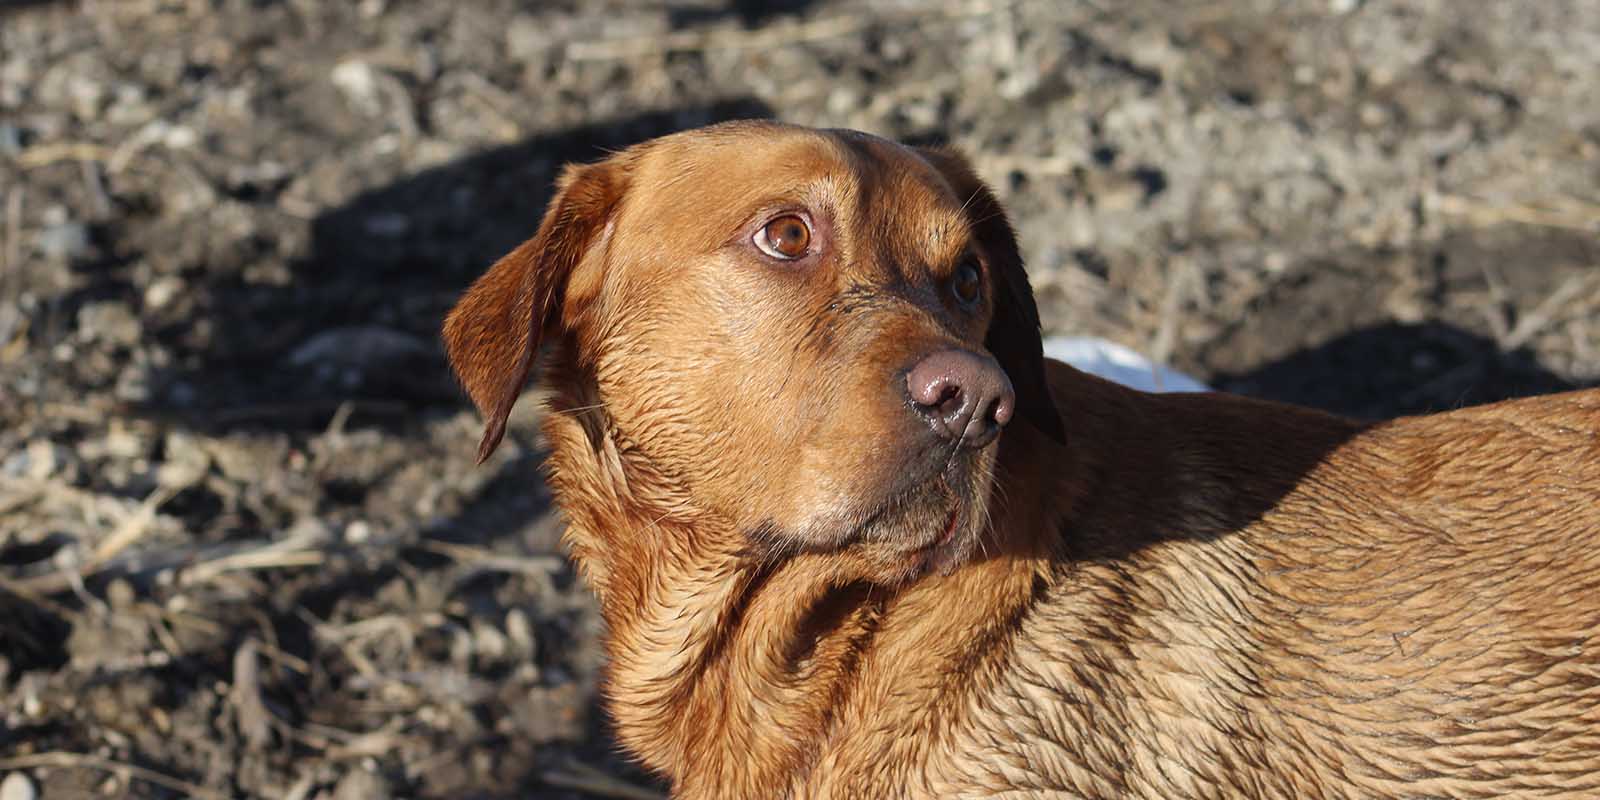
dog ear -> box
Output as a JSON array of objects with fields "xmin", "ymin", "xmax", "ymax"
[
  {"xmin": 916, "ymin": 146, "xmax": 1065, "ymax": 443},
  {"xmin": 442, "ymin": 158, "xmax": 630, "ymax": 463}
]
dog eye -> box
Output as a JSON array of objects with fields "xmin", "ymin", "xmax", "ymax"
[
  {"xmin": 755, "ymin": 215, "xmax": 812, "ymax": 260},
  {"xmin": 952, "ymin": 261, "xmax": 981, "ymax": 305}
]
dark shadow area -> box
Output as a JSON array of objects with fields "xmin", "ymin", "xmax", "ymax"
[
  {"xmin": 668, "ymin": 0, "xmax": 821, "ymax": 28},
  {"xmin": 0, "ymin": 0, "xmax": 65, "ymax": 14},
  {"xmin": 1215, "ymin": 321, "xmax": 1584, "ymax": 420},
  {"xmin": 140, "ymin": 99, "xmax": 774, "ymax": 436}
]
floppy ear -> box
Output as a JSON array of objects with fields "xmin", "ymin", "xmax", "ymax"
[
  {"xmin": 916, "ymin": 146, "xmax": 1066, "ymax": 443},
  {"xmin": 442, "ymin": 158, "xmax": 630, "ymax": 463}
]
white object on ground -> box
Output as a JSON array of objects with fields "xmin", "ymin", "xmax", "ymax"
[
  {"xmin": 1041, "ymin": 336, "xmax": 1210, "ymax": 394},
  {"xmin": 0, "ymin": 772, "xmax": 38, "ymax": 800}
]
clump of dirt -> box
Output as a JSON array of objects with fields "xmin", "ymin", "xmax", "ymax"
[{"xmin": 2, "ymin": 0, "xmax": 1596, "ymax": 797}]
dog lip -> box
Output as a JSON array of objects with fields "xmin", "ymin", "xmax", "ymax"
[
  {"xmin": 913, "ymin": 497, "xmax": 971, "ymax": 576},
  {"xmin": 933, "ymin": 501, "xmax": 962, "ymax": 549}
]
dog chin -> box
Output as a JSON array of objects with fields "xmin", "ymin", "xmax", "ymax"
[
  {"xmin": 845, "ymin": 467, "xmax": 995, "ymax": 584},
  {"xmin": 742, "ymin": 454, "xmax": 996, "ymax": 583}
]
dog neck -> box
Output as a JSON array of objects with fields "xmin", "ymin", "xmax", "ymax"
[{"xmin": 538, "ymin": 364, "xmax": 1076, "ymax": 795}]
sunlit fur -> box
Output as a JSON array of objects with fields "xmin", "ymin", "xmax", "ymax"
[{"xmin": 445, "ymin": 121, "xmax": 1600, "ymax": 798}]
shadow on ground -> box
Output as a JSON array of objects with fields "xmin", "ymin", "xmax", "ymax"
[
  {"xmin": 141, "ymin": 99, "xmax": 776, "ymax": 437},
  {"xmin": 1216, "ymin": 321, "xmax": 1583, "ymax": 419}
]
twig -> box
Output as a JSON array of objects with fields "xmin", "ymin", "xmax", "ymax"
[
  {"xmin": 323, "ymin": 719, "xmax": 410, "ymax": 761},
  {"xmin": 0, "ymin": 573, "xmax": 82, "ymax": 621},
  {"xmin": 542, "ymin": 758, "xmax": 665, "ymax": 800},
  {"xmin": 1148, "ymin": 259, "xmax": 1195, "ymax": 379},
  {"xmin": 419, "ymin": 540, "xmax": 565, "ymax": 577},
  {"xmin": 10, "ymin": 526, "xmax": 326, "ymax": 595},
  {"xmin": 2, "ymin": 189, "xmax": 21, "ymax": 349},
  {"xmin": 15, "ymin": 142, "xmax": 115, "ymax": 169},
  {"xmin": 3, "ymin": 187, "xmax": 20, "ymax": 287},
  {"xmin": 207, "ymin": 398, "xmax": 410, "ymax": 426},
  {"xmin": 297, "ymin": 608, "xmax": 388, "ymax": 685},
  {"xmin": 455, "ymin": 72, "xmax": 524, "ymax": 142},
  {"xmin": 1435, "ymin": 192, "xmax": 1600, "ymax": 233},
  {"xmin": 0, "ymin": 752, "xmax": 227, "ymax": 800},
  {"xmin": 1476, "ymin": 261, "xmax": 1513, "ymax": 344},
  {"xmin": 324, "ymin": 400, "xmax": 355, "ymax": 439},
  {"xmin": 80, "ymin": 158, "xmax": 112, "ymax": 218},
  {"xmin": 179, "ymin": 546, "xmax": 326, "ymax": 585},
  {"xmin": 1502, "ymin": 272, "xmax": 1600, "ymax": 350},
  {"xmin": 91, "ymin": 485, "xmax": 176, "ymax": 564},
  {"xmin": 27, "ymin": 399, "xmax": 126, "ymax": 423}
]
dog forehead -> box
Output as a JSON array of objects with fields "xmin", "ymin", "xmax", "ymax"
[
  {"xmin": 625, "ymin": 127, "xmax": 970, "ymax": 258},
  {"xmin": 614, "ymin": 128, "xmax": 850, "ymax": 229},
  {"xmin": 821, "ymin": 131, "xmax": 974, "ymax": 256}
]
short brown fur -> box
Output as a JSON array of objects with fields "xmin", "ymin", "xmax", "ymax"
[{"xmin": 443, "ymin": 121, "xmax": 1600, "ymax": 799}]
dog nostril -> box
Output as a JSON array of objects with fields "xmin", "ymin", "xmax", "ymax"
[
  {"xmin": 935, "ymin": 385, "xmax": 963, "ymax": 417},
  {"xmin": 991, "ymin": 390, "xmax": 1015, "ymax": 427}
]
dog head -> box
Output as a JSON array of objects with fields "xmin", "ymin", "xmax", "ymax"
[{"xmin": 443, "ymin": 121, "xmax": 1061, "ymax": 584}]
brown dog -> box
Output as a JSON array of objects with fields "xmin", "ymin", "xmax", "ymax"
[{"xmin": 443, "ymin": 121, "xmax": 1600, "ymax": 799}]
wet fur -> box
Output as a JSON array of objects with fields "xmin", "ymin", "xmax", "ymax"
[{"xmin": 444, "ymin": 121, "xmax": 1600, "ymax": 798}]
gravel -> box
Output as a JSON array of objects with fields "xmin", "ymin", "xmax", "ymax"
[{"xmin": 2, "ymin": 1, "xmax": 1596, "ymax": 797}]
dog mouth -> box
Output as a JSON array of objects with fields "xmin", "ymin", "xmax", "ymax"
[
  {"xmin": 913, "ymin": 497, "xmax": 969, "ymax": 575},
  {"xmin": 870, "ymin": 467, "xmax": 982, "ymax": 577}
]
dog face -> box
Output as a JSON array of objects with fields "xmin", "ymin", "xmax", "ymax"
[{"xmin": 444, "ymin": 121, "xmax": 1060, "ymax": 584}]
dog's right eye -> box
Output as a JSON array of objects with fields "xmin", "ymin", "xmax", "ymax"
[{"xmin": 755, "ymin": 215, "xmax": 812, "ymax": 260}]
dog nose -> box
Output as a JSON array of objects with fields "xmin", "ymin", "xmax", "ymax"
[{"xmin": 905, "ymin": 349, "xmax": 1016, "ymax": 448}]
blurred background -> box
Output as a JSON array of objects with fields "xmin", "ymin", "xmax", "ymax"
[{"xmin": 1, "ymin": 0, "xmax": 1597, "ymax": 797}]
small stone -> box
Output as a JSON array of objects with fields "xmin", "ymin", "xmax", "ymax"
[
  {"xmin": 287, "ymin": 326, "xmax": 431, "ymax": 370},
  {"xmin": 505, "ymin": 608, "xmax": 536, "ymax": 659},
  {"xmin": 13, "ymin": 439, "xmax": 79, "ymax": 482},
  {"xmin": 0, "ymin": 124, "xmax": 21, "ymax": 156},
  {"xmin": 344, "ymin": 520, "xmax": 371, "ymax": 543},
  {"xmin": 506, "ymin": 16, "xmax": 547, "ymax": 62},
  {"xmin": 826, "ymin": 87, "xmax": 859, "ymax": 117},
  {"xmin": 106, "ymin": 578, "xmax": 137, "ymax": 611},
  {"xmin": 143, "ymin": 276, "xmax": 184, "ymax": 310},
  {"xmin": 114, "ymin": 367, "xmax": 151, "ymax": 404},
  {"xmin": 158, "ymin": 123, "xmax": 197, "ymax": 150},
  {"xmin": 102, "ymin": 424, "xmax": 149, "ymax": 459},
  {"xmin": 23, "ymin": 439, "xmax": 61, "ymax": 480},
  {"xmin": 362, "ymin": 212, "xmax": 410, "ymax": 238},
  {"xmin": 36, "ymin": 221, "xmax": 91, "ymax": 262},
  {"xmin": 285, "ymin": 517, "xmax": 335, "ymax": 545},
  {"xmin": 331, "ymin": 60, "xmax": 380, "ymax": 114},
  {"xmin": 156, "ymin": 431, "xmax": 211, "ymax": 490},
  {"xmin": 77, "ymin": 301, "xmax": 142, "ymax": 347},
  {"xmin": 472, "ymin": 618, "xmax": 507, "ymax": 662},
  {"xmin": 0, "ymin": 772, "xmax": 38, "ymax": 800},
  {"xmin": 332, "ymin": 768, "xmax": 390, "ymax": 800}
]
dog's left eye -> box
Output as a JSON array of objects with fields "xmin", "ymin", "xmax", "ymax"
[
  {"xmin": 755, "ymin": 215, "xmax": 812, "ymax": 260},
  {"xmin": 952, "ymin": 262, "xmax": 981, "ymax": 305}
]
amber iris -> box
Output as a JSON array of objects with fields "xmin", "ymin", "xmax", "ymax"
[
  {"xmin": 759, "ymin": 215, "xmax": 811, "ymax": 259},
  {"xmin": 952, "ymin": 262, "xmax": 981, "ymax": 304}
]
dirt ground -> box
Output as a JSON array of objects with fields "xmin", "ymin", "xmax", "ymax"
[{"xmin": 1, "ymin": 0, "xmax": 1597, "ymax": 797}]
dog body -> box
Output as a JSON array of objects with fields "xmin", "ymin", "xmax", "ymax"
[{"xmin": 444, "ymin": 121, "xmax": 1600, "ymax": 798}]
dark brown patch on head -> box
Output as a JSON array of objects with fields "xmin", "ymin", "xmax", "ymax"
[{"xmin": 914, "ymin": 146, "xmax": 1065, "ymax": 443}]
